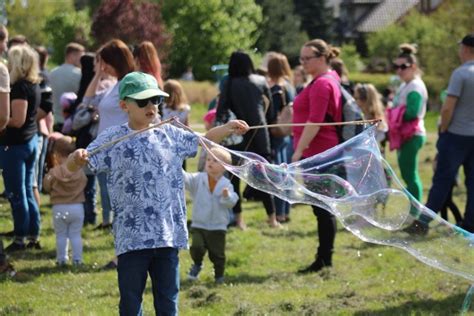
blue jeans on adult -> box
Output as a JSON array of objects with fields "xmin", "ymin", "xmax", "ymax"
[
  {"xmin": 0, "ymin": 135, "xmax": 40, "ymax": 240},
  {"xmin": 271, "ymin": 136, "xmax": 293, "ymax": 218},
  {"xmin": 97, "ymin": 172, "xmax": 112, "ymax": 224},
  {"xmin": 36, "ymin": 134, "xmax": 48, "ymax": 193},
  {"xmin": 423, "ymin": 132, "xmax": 474, "ymax": 230},
  {"xmin": 117, "ymin": 247, "xmax": 180, "ymax": 316},
  {"xmin": 84, "ymin": 174, "xmax": 97, "ymax": 225}
]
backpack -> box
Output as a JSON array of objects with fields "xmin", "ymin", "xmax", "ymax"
[
  {"xmin": 322, "ymin": 75, "xmax": 365, "ymax": 143},
  {"xmin": 269, "ymin": 84, "xmax": 293, "ymax": 137}
]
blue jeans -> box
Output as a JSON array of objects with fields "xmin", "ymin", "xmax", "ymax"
[
  {"xmin": 117, "ymin": 248, "xmax": 179, "ymax": 316},
  {"xmin": 97, "ymin": 172, "xmax": 112, "ymax": 224},
  {"xmin": 35, "ymin": 134, "xmax": 48, "ymax": 192},
  {"xmin": 424, "ymin": 132, "xmax": 474, "ymax": 228},
  {"xmin": 271, "ymin": 136, "xmax": 292, "ymax": 217},
  {"xmin": 84, "ymin": 174, "xmax": 97, "ymax": 225},
  {"xmin": 0, "ymin": 135, "xmax": 40, "ymax": 239}
]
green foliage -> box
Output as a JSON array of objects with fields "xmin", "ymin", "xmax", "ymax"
[
  {"xmin": 294, "ymin": 0, "xmax": 334, "ymax": 41},
  {"xmin": 43, "ymin": 10, "xmax": 92, "ymax": 65},
  {"xmin": 162, "ymin": 0, "xmax": 262, "ymax": 80},
  {"xmin": 339, "ymin": 44, "xmax": 364, "ymax": 73},
  {"xmin": 5, "ymin": 0, "xmax": 74, "ymax": 45},
  {"xmin": 367, "ymin": 0, "xmax": 474, "ymax": 90},
  {"xmin": 254, "ymin": 0, "xmax": 308, "ymax": 60}
]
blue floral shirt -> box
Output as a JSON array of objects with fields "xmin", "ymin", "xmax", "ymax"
[{"xmin": 87, "ymin": 123, "xmax": 198, "ymax": 256}]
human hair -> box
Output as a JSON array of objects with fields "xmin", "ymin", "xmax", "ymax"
[
  {"xmin": 0, "ymin": 25, "xmax": 8, "ymax": 42},
  {"xmin": 354, "ymin": 83, "xmax": 385, "ymax": 122},
  {"xmin": 133, "ymin": 41, "xmax": 163, "ymax": 89},
  {"xmin": 209, "ymin": 147, "xmax": 232, "ymax": 165},
  {"xmin": 65, "ymin": 42, "xmax": 85, "ymax": 57},
  {"xmin": 74, "ymin": 53, "xmax": 96, "ymax": 107},
  {"xmin": 304, "ymin": 39, "xmax": 340, "ymax": 63},
  {"xmin": 163, "ymin": 79, "xmax": 188, "ymax": 111},
  {"xmin": 330, "ymin": 58, "xmax": 349, "ymax": 78},
  {"xmin": 8, "ymin": 45, "xmax": 40, "ymax": 84},
  {"xmin": 7, "ymin": 35, "xmax": 27, "ymax": 48},
  {"xmin": 52, "ymin": 136, "xmax": 76, "ymax": 160},
  {"xmin": 228, "ymin": 51, "xmax": 255, "ymax": 78},
  {"xmin": 267, "ymin": 53, "xmax": 292, "ymax": 83},
  {"xmin": 397, "ymin": 43, "xmax": 418, "ymax": 65},
  {"xmin": 98, "ymin": 39, "xmax": 135, "ymax": 80},
  {"xmin": 35, "ymin": 46, "xmax": 48, "ymax": 70}
]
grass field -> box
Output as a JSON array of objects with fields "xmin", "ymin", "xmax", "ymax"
[{"xmin": 1, "ymin": 106, "xmax": 473, "ymax": 315}]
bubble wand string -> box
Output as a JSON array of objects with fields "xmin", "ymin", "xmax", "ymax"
[{"xmin": 247, "ymin": 118, "xmax": 380, "ymax": 130}]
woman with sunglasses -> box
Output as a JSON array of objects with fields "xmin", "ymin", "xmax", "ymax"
[
  {"xmin": 83, "ymin": 39, "xmax": 135, "ymax": 233},
  {"xmin": 389, "ymin": 43, "xmax": 427, "ymax": 204},
  {"xmin": 292, "ymin": 39, "xmax": 343, "ymax": 274}
]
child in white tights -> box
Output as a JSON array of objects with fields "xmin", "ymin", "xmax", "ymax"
[{"xmin": 43, "ymin": 136, "xmax": 87, "ymax": 265}]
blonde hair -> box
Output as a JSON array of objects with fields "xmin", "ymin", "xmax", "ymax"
[
  {"xmin": 354, "ymin": 83, "xmax": 386, "ymax": 129},
  {"xmin": 163, "ymin": 79, "xmax": 188, "ymax": 111},
  {"xmin": 209, "ymin": 147, "xmax": 232, "ymax": 165},
  {"xmin": 304, "ymin": 39, "xmax": 340, "ymax": 63},
  {"xmin": 8, "ymin": 45, "xmax": 40, "ymax": 84}
]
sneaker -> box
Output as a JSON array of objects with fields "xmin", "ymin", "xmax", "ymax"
[
  {"xmin": 298, "ymin": 258, "xmax": 331, "ymax": 274},
  {"xmin": 187, "ymin": 264, "xmax": 202, "ymax": 281},
  {"xmin": 26, "ymin": 241, "xmax": 42, "ymax": 250},
  {"xmin": 0, "ymin": 262, "xmax": 16, "ymax": 277},
  {"xmin": 5, "ymin": 241, "xmax": 26, "ymax": 252},
  {"xmin": 403, "ymin": 220, "xmax": 429, "ymax": 236},
  {"xmin": 102, "ymin": 260, "xmax": 117, "ymax": 270},
  {"xmin": 72, "ymin": 260, "xmax": 83, "ymax": 267},
  {"xmin": 56, "ymin": 261, "xmax": 67, "ymax": 267},
  {"xmin": 215, "ymin": 276, "xmax": 225, "ymax": 284}
]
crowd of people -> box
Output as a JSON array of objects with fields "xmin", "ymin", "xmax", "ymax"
[{"xmin": 0, "ymin": 20, "xmax": 473, "ymax": 314}]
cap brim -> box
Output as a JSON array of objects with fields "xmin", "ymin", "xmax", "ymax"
[{"xmin": 127, "ymin": 88, "xmax": 169, "ymax": 100}]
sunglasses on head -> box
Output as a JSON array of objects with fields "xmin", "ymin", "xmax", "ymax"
[
  {"xmin": 392, "ymin": 63, "xmax": 412, "ymax": 70},
  {"xmin": 126, "ymin": 96, "xmax": 164, "ymax": 108}
]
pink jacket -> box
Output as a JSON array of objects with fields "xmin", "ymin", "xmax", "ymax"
[{"xmin": 386, "ymin": 105, "xmax": 420, "ymax": 151}]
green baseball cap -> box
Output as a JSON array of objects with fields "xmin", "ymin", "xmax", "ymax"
[{"xmin": 119, "ymin": 71, "xmax": 169, "ymax": 100}]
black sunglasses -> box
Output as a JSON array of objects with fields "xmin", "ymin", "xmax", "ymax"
[
  {"xmin": 392, "ymin": 63, "xmax": 412, "ymax": 70},
  {"xmin": 126, "ymin": 96, "xmax": 164, "ymax": 108}
]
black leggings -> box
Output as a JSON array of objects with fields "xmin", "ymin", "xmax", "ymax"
[
  {"xmin": 312, "ymin": 206, "xmax": 337, "ymax": 263},
  {"xmin": 230, "ymin": 176, "xmax": 275, "ymax": 216}
]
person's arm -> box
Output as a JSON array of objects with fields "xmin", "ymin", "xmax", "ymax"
[
  {"xmin": 36, "ymin": 108, "xmax": 48, "ymax": 121},
  {"xmin": 8, "ymin": 99, "xmax": 27, "ymax": 128},
  {"xmin": 403, "ymin": 91, "xmax": 423, "ymax": 121},
  {"xmin": 204, "ymin": 120, "xmax": 248, "ymax": 143},
  {"xmin": 439, "ymin": 95, "xmax": 458, "ymax": 133},
  {"xmin": 66, "ymin": 148, "xmax": 89, "ymax": 173},
  {"xmin": 0, "ymin": 92, "xmax": 9, "ymax": 130}
]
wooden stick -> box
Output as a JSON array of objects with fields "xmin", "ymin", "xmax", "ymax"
[
  {"xmin": 248, "ymin": 119, "xmax": 380, "ymax": 130},
  {"xmin": 88, "ymin": 117, "xmax": 176, "ymax": 156}
]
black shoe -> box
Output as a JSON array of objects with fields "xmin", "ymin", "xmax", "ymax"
[
  {"xmin": 298, "ymin": 258, "xmax": 331, "ymax": 274},
  {"xmin": 102, "ymin": 260, "xmax": 117, "ymax": 270},
  {"xmin": 26, "ymin": 241, "xmax": 42, "ymax": 250},
  {"xmin": 0, "ymin": 230, "xmax": 14, "ymax": 237},
  {"xmin": 5, "ymin": 241, "xmax": 26, "ymax": 252},
  {"xmin": 403, "ymin": 220, "xmax": 429, "ymax": 236},
  {"xmin": 460, "ymin": 223, "xmax": 474, "ymax": 233}
]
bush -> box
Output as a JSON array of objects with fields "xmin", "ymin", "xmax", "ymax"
[
  {"xmin": 340, "ymin": 44, "xmax": 364, "ymax": 73},
  {"xmin": 180, "ymin": 81, "xmax": 218, "ymax": 107}
]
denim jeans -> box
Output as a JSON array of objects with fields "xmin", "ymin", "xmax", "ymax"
[
  {"xmin": 423, "ymin": 132, "xmax": 474, "ymax": 228},
  {"xmin": 117, "ymin": 248, "xmax": 179, "ymax": 316},
  {"xmin": 271, "ymin": 136, "xmax": 292, "ymax": 217},
  {"xmin": 34, "ymin": 134, "xmax": 48, "ymax": 192},
  {"xmin": 97, "ymin": 172, "xmax": 112, "ymax": 224},
  {"xmin": 0, "ymin": 135, "xmax": 40, "ymax": 239},
  {"xmin": 83, "ymin": 174, "xmax": 97, "ymax": 225}
]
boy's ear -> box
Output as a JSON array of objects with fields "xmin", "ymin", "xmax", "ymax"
[{"xmin": 119, "ymin": 100, "xmax": 128, "ymax": 112}]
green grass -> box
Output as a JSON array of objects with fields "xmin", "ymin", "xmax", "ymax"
[{"xmin": 1, "ymin": 108, "xmax": 473, "ymax": 315}]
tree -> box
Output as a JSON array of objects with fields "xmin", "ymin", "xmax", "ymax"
[
  {"xmin": 5, "ymin": 0, "xmax": 74, "ymax": 45},
  {"xmin": 254, "ymin": 0, "xmax": 308, "ymax": 61},
  {"xmin": 43, "ymin": 10, "xmax": 92, "ymax": 65},
  {"xmin": 162, "ymin": 0, "xmax": 262, "ymax": 81},
  {"xmin": 91, "ymin": 0, "xmax": 169, "ymax": 54},
  {"xmin": 293, "ymin": 0, "xmax": 334, "ymax": 42}
]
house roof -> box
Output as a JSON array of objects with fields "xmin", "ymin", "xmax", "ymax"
[{"xmin": 356, "ymin": 0, "xmax": 419, "ymax": 32}]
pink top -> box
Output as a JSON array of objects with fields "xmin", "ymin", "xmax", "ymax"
[{"xmin": 292, "ymin": 70, "xmax": 342, "ymax": 158}]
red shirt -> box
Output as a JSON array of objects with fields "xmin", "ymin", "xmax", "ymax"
[{"xmin": 292, "ymin": 70, "xmax": 342, "ymax": 158}]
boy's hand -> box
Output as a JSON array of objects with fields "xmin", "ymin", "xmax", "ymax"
[
  {"xmin": 67, "ymin": 149, "xmax": 89, "ymax": 172},
  {"xmin": 226, "ymin": 120, "xmax": 249, "ymax": 135},
  {"xmin": 222, "ymin": 187, "xmax": 229, "ymax": 198}
]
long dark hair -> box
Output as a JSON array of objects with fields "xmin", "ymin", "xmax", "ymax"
[
  {"xmin": 228, "ymin": 51, "xmax": 255, "ymax": 78},
  {"xmin": 73, "ymin": 53, "xmax": 95, "ymax": 109}
]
